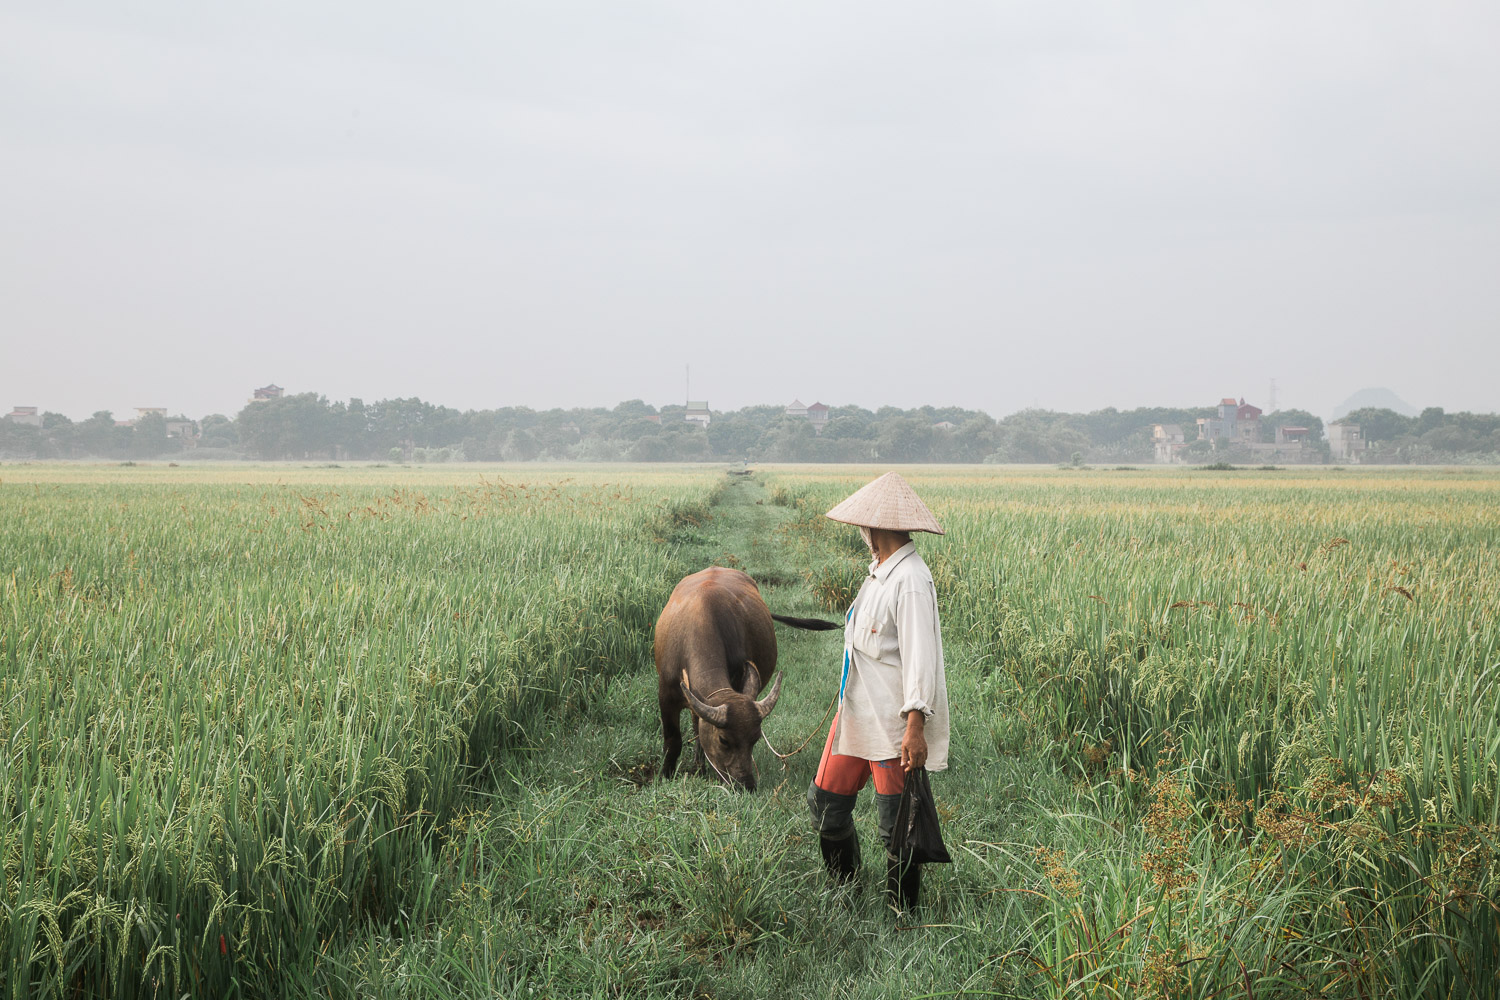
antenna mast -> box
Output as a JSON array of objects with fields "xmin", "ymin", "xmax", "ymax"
[
  {"xmin": 686, "ymin": 364, "xmax": 690, "ymax": 403},
  {"xmin": 1268, "ymin": 377, "xmax": 1279, "ymax": 413}
]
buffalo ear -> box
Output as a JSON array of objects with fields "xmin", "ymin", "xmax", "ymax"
[
  {"xmin": 681, "ymin": 678, "xmax": 729, "ymax": 728},
  {"xmin": 754, "ymin": 671, "xmax": 782, "ymax": 719},
  {"xmin": 740, "ymin": 661, "xmax": 763, "ymax": 699}
]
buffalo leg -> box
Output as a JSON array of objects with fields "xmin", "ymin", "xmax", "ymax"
[{"xmin": 661, "ymin": 702, "xmax": 683, "ymax": 779}]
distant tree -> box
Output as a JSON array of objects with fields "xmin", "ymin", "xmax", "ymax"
[
  {"xmin": 759, "ymin": 418, "xmax": 818, "ymax": 462},
  {"xmin": 339, "ymin": 398, "xmax": 372, "ymax": 457},
  {"xmin": 1420, "ymin": 424, "xmax": 1478, "ymax": 453},
  {"xmin": 501, "ymin": 428, "xmax": 539, "ymax": 461},
  {"xmin": 627, "ymin": 435, "xmax": 675, "ymax": 461},
  {"xmin": 1416, "ymin": 406, "xmax": 1446, "ymax": 436},
  {"xmin": 613, "ymin": 399, "xmax": 658, "ymax": 420},
  {"xmin": 130, "ymin": 412, "xmax": 173, "ymax": 458},
  {"xmin": 619, "ymin": 417, "xmax": 665, "ymax": 442},
  {"xmin": 822, "ymin": 414, "xmax": 875, "ymax": 443},
  {"xmin": 369, "ymin": 397, "xmax": 433, "ymax": 456},
  {"xmin": 195, "ymin": 414, "xmax": 237, "ymax": 449},
  {"xmin": 237, "ymin": 394, "xmax": 336, "ymax": 459},
  {"xmin": 950, "ymin": 416, "xmax": 998, "ymax": 462},
  {"xmin": 1343, "ymin": 407, "xmax": 1414, "ymax": 442},
  {"xmin": 573, "ymin": 437, "xmax": 625, "ymax": 461},
  {"xmin": 991, "ymin": 411, "xmax": 1088, "ymax": 463},
  {"xmin": 37, "ymin": 412, "xmax": 75, "ymax": 458},
  {"xmin": 874, "ymin": 417, "xmax": 936, "ymax": 462},
  {"xmin": 1264, "ymin": 409, "xmax": 1324, "ymax": 442},
  {"xmin": 706, "ymin": 414, "xmax": 762, "ymax": 459},
  {"xmin": 0, "ymin": 419, "xmax": 41, "ymax": 458},
  {"xmin": 76, "ymin": 411, "xmax": 120, "ymax": 458}
]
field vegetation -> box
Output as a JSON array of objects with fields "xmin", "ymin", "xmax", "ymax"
[
  {"xmin": 767, "ymin": 465, "xmax": 1500, "ymax": 997},
  {"xmin": 2, "ymin": 462, "xmax": 1496, "ymax": 998},
  {"xmin": 0, "ymin": 464, "xmax": 716, "ymax": 997}
]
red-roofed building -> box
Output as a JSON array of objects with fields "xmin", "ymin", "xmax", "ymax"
[
  {"xmin": 5, "ymin": 406, "xmax": 41, "ymax": 427},
  {"xmin": 1197, "ymin": 396, "xmax": 1262, "ymax": 447},
  {"xmin": 1191, "ymin": 394, "xmax": 1318, "ymax": 462}
]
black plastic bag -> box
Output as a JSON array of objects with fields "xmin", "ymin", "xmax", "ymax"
[{"xmin": 891, "ymin": 767, "xmax": 952, "ymax": 864}]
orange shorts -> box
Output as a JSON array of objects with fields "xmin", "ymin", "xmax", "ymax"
[{"xmin": 813, "ymin": 712, "xmax": 906, "ymax": 797}]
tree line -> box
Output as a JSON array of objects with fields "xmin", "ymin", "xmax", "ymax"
[{"xmin": 3, "ymin": 397, "xmax": 1497, "ymax": 464}]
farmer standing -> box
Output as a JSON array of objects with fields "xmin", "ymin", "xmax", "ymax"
[{"xmin": 807, "ymin": 472, "xmax": 950, "ymax": 912}]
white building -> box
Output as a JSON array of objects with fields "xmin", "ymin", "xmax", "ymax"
[
  {"xmin": 684, "ymin": 400, "xmax": 711, "ymax": 427},
  {"xmin": 1152, "ymin": 424, "xmax": 1187, "ymax": 463},
  {"xmin": 1327, "ymin": 421, "xmax": 1367, "ymax": 463},
  {"xmin": 5, "ymin": 406, "xmax": 42, "ymax": 427}
]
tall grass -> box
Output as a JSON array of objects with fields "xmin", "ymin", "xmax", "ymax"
[
  {"xmin": 764, "ymin": 465, "xmax": 1500, "ymax": 996},
  {"xmin": 0, "ymin": 466, "xmax": 713, "ymax": 998}
]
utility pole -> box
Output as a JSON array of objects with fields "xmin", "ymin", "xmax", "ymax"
[{"xmin": 686, "ymin": 364, "xmax": 690, "ymax": 404}]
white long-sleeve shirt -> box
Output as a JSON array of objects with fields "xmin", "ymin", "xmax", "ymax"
[{"xmin": 834, "ymin": 542, "xmax": 950, "ymax": 771}]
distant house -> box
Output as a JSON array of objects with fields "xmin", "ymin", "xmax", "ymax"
[
  {"xmin": 1327, "ymin": 421, "xmax": 1367, "ymax": 463},
  {"xmin": 1152, "ymin": 424, "xmax": 1188, "ymax": 463},
  {"xmin": 1193, "ymin": 396, "xmax": 1316, "ymax": 462},
  {"xmin": 1197, "ymin": 397, "xmax": 1262, "ymax": 446},
  {"xmin": 684, "ymin": 400, "xmax": 711, "ymax": 427},
  {"xmin": 932, "ymin": 420, "xmax": 956, "ymax": 432},
  {"xmin": 787, "ymin": 399, "xmax": 831, "ymax": 434},
  {"xmin": 1274, "ymin": 426, "xmax": 1310, "ymax": 446},
  {"xmin": 251, "ymin": 384, "xmax": 284, "ymax": 402},
  {"xmin": 5, "ymin": 406, "xmax": 41, "ymax": 427},
  {"xmin": 165, "ymin": 416, "xmax": 199, "ymax": 446}
]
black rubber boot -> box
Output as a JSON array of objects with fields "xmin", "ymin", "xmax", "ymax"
[
  {"xmin": 819, "ymin": 829, "xmax": 861, "ymax": 883},
  {"xmin": 885, "ymin": 854, "xmax": 922, "ymax": 912}
]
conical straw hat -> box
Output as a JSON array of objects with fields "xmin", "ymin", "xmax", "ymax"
[{"xmin": 825, "ymin": 472, "xmax": 944, "ymax": 535}]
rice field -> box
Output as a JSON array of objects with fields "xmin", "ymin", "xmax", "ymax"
[
  {"xmin": 2, "ymin": 462, "xmax": 1497, "ymax": 998},
  {"xmin": 0, "ymin": 464, "xmax": 717, "ymax": 998},
  {"xmin": 764, "ymin": 465, "xmax": 1500, "ymax": 996}
]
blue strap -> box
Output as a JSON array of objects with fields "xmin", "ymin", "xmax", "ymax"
[{"xmin": 838, "ymin": 605, "xmax": 853, "ymax": 705}]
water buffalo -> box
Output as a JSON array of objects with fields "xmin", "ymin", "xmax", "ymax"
[{"xmin": 658, "ymin": 567, "xmax": 839, "ymax": 790}]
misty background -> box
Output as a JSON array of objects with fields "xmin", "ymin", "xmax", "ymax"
[{"xmin": 3, "ymin": 2, "xmax": 1497, "ymax": 424}]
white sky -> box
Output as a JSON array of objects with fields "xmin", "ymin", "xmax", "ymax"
[{"xmin": 3, "ymin": 2, "xmax": 1497, "ymax": 421}]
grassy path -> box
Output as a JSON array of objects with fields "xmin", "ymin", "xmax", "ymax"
[{"xmin": 313, "ymin": 472, "xmax": 1076, "ymax": 999}]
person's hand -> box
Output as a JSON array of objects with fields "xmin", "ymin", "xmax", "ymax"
[{"xmin": 900, "ymin": 712, "xmax": 928, "ymax": 772}]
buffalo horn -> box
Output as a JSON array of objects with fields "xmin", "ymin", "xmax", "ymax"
[
  {"xmin": 754, "ymin": 671, "xmax": 782, "ymax": 719},
  {"xmin": 681, "ymin": 678, "xmax": 729, "ymax": 728}
]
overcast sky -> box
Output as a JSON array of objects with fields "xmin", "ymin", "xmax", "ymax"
[{"xmin": 3, "ymin": 2, "xmax": 1497, "ymax": 422}]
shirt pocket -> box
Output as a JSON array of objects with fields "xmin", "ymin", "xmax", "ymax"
[{"xmin": 851, "ymin": 613, "xmax": 887, "ymax": 659}]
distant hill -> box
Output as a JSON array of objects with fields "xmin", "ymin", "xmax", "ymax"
[{"xmin": 1333, "ymin": 387, "xmax": 1418, "ymax": 419}]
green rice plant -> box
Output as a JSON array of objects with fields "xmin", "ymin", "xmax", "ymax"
[
  {"xmin": 758, "ymin": 464, "xmax": 1500, "ymax": 996},
  {"xmin": 0, "ymin": 465, "xmax": 714, "ymax": 998}
]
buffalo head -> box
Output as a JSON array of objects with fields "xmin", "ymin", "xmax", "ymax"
[{"xmin": 680, "ymin": 663, "xmax": 781, "ymax": 791}]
